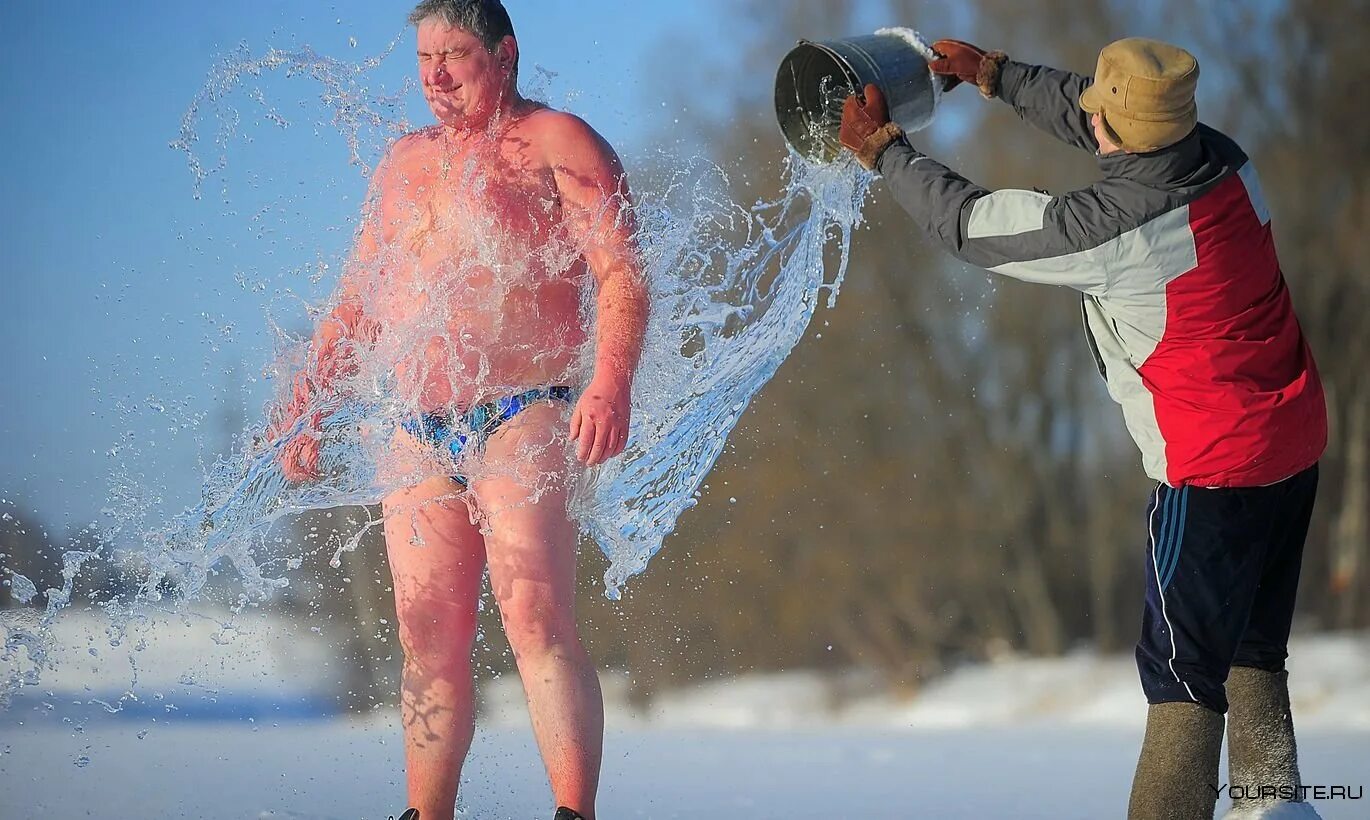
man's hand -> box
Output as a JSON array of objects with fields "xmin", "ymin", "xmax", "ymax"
[
  {"xmin": 279, "ymin": 430, "xmax": 321, "ymax": 483},
  {"xmin": 840, "ymin": 83, "xmax": 902, "ymax": 170},
  {"xmin": 929, "ymin": 39, "xmax": 988, "ymax": 92},
  {"xmin": 269, "ymin": 373, "xmax": 322, "ymax": 484},
  {"xmin": 570, "ymin": 374, "xmax": 631, "ymax": 466},
  {"xmin": 840, "ymin": 83, "xmax": 890, "ymax": 150}
]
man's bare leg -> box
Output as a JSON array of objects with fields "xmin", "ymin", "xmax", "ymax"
[
  {"xmin": 473, "ymin": 403, "xmax": 603, "ymax": 818},
  {"xmin": 384, "ymin": 474, "xmax": 487, "ymax": 820}
]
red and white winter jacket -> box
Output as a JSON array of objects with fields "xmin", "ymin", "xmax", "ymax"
[{"xmin": 875, "ymin": 60, "xmax": 1326, "ymax": 488}]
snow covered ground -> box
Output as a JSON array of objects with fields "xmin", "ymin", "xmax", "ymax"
[
  {"xmin": 2, "ymin": 719, "xmax": 1366, "ymax": 819},
  {"xmin": 1, "ymin": 611, "xmax": 1367, "ymax": 818}
]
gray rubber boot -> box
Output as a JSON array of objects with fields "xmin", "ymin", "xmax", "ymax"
[
  {"xmin": 1128, "ymin": 701, "xmax": 1225, "ymax": 820},
  {"xmin": 1222, "ymin": 666, "xmax": 1320, "ymax": 819}
]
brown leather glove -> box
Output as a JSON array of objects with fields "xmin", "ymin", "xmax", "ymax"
[
  {"xmin": 930, "ymin": 39, "xmax": 1008, "ymax": 98},
  {"xmin": 839, "ymin": 83, "xmax": 903, "ymax": 170},
  {"xmin": 929, "ymin": 39, "xmax": 986, "ymax": 92}
]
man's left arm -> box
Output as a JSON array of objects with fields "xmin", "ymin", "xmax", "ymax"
[
  {"xmin": 546, "ymin": 113, "xmax": 650, "ymax": 466},
  {"xmin": 842, "ymin": 87, "xmax": 1111, "ymax": 293}
]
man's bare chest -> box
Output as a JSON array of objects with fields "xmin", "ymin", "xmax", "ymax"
[{"xmin": 379, "ymin": 140, "xmax": 562, "ymax": 248}]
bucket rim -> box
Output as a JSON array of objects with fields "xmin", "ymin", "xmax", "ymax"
[{"xmin": 788, "ymin": 39, "xmax": 862, "ymax": 94}]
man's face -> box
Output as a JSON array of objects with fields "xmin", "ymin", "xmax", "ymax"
[
  {"xmin": 1091, "ymin": 112, "xmax": 1123, "ymax": 156},
  {"xmin": 416, "ymin": 20, "xmax": 514, "ymax": 129}
]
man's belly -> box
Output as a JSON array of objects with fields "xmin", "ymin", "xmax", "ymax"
[
  {"xmin": 371, "ymin": 201, "xmax": 592, "ymax": 411},
  {"xmin": 389, "ymin": 300, "xmax": 589, "ymax": 411}
]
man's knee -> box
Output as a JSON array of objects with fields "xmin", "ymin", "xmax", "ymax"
[
  {"xmin": 1230, "ymin": 650, "xmax": 1287, "ymax": 674},
  {"xmin": 1137, "ymin": 646, "xmax": 1230, "ymax": 714},
  {"xmin": 499, "ymin": 593, "xmax": 578, "ymax": 658},
  {"xmin": 1231, "ymin": 623, "xmax": 1292, "ymax": 674},
  {"xmin": 396, "ymin": 600, "xmax": 479, "ymax": 669}
]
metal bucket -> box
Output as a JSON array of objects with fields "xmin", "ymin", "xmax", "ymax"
[{"xmin": 775, "ymin": 32, "xmax": 938, "ymax": 163}]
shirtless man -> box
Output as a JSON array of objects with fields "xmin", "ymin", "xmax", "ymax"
[{"xmin": 272, "ymin": 2, "xmax": 648, "ymax": 818}]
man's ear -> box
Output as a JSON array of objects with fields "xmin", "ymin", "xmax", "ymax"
[
  {"xmin": 1098, "ymin": 112, "xmax": 1127, "ymax": 155},
  {"xmin": 497, "ymin": 35, "xmax": 518, "ymax": 73}
]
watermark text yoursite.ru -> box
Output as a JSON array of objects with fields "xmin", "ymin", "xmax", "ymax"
[{"xmin": 1209, "ymin": 784, "xmax": 1363, "ymax": 801}]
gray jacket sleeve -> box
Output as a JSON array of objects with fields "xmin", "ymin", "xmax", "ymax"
[
  {"xmin": 874, "ymin": 140, "xmax": 1110, "ymax": 294},
  {"xmin": 996, "ymin": 60, "xmax": 1098, "ymax": 153}
]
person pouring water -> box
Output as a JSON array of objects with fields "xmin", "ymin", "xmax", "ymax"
[{"xmin": 839, "ymin": 37, "xmax": 1327, "ymax": 820}]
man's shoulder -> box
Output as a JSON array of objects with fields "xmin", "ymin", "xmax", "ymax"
[
  {"xmin": 522, "ymin": 107, "xmax": 604, "ymax": 145},
  {"xmin": 520, "ymin": 108, "xmax": 626, "ymax": 196},
  {"xmin": 1195, "ymin": 122, "xmax": 1248, "ymax": 165},
  {"xmin": 519, "ymin": 107, "xmax": 615, "ymax": 160},
  {"xmin": 397, "ymin": 126, "xmax": 443, "ymax": 149},
  {"xmin": 390, "ymin": 126, "xmax": 441, "ymax": 158}
]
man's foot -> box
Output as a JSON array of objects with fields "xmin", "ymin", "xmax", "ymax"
[
  {"xmin": 392, "ymin": 810, "xmax": 419, "ymax": 820},
  {"xmin": 554, "ymin": 809, "xmax": 586, "ymax": 820}
]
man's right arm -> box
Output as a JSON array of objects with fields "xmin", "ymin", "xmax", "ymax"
[
  {"xmin": 271, "ymin": 176, "xmax": 385, "ymax": 439},
  {"xmin": 270, "ymin": 286, "xmax": 369, "ymax": 440},
  {"xmin": 270, "ymin": 145, "xmax": 398, "ymax": 482},
  {"xmin": 992, "ymin": 59, "xmax": 1099, "ymax": 153}
]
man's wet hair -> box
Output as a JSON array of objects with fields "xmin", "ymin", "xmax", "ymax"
[{"xmin": 409, "ymin": 0, "xmax": 518, "ymax": 75}]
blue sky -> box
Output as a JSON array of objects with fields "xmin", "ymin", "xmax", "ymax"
[{"xmin": 0, "ymin": 1, "xmax": 734, "ymax": 534}]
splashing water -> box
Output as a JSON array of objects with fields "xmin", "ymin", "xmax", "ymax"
[
  {"xmin": 581, "ymin": 157, "xmax": 869, "ymax": 594},
  {"xmin": 2, "ymin": 35, "xmax": 907, "ymax": 706},
  {"xmin": 169, "ymin": 38, "xmax": 412, "ymax": 199},
  {"xmin": 116, "ymin": 145, "xmax": 871, "ymax": 604}
]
